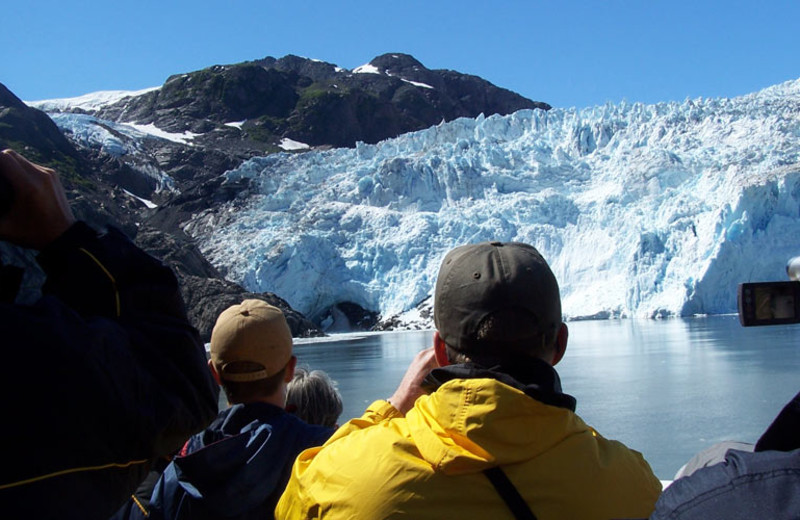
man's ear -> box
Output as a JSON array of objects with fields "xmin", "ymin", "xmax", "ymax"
[
  {"xmin": 284, "ymin": 355, "xmax": 297, "ymax": 382},
  {"xmin": 550, "ymin": 323, "xmax": 568, "ymax": 366},
  {"xmin": 433, "ymin": 331, "xmax": 450, "ymax": 367},
  {"xmin": 208, "ymin": 359, "xmax": 222, "ymax": 385}
]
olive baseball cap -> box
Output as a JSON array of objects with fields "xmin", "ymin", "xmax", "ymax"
[
  {"xmin": 434, "ymin": 241, "xmax": 562, "ymax": 357},
  {"xmin": 210, "ymin": 299, "xmax": 293, "ymax": 382}
]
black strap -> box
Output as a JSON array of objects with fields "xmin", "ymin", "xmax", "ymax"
[{"xmin": 483, "ymin": 467, "xmax": 537, "ymax": 520}]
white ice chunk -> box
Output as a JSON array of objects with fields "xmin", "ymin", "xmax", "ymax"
[{"xmin": 279, "ymin": 138, "xmax": 311, "ymax": 151}]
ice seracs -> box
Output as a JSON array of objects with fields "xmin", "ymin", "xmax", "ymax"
[{"xmin": 182, "ymin": 78, "xmax": 800, "ymax": 326}]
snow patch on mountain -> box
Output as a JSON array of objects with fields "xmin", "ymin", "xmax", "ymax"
[
  {"xmin": 400, "ymin": 78, "xmax": 434, "ymax": 89},
  {"xmin": 122, "ymin": 189, "xmax": 158, "ymax": 208},
  {"xmin": 352, "ymin": 64, "xmax": 380, "ymax": 75},
  {"xmin": 27, "ymin": 87, "xmax": 159, "ymax": 113},
  {"xmin": 353, "ymin": 61, "xmax": 435, "ymax": 89},
  {"xmin": 125, "ymin": 123, "xmax": 202, "ymax": 144},
  {"xmin": 279, "ymin": 138, "xmax": 310, "ymax": 151}
]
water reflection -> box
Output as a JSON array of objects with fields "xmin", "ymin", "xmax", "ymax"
[
  {"xmin": 293, "ymin": 317, "xmax": 800, "ymax": 479},
  {"xmin": 295, "ymin": 331, "xmax": 433, "ymax": 422}
]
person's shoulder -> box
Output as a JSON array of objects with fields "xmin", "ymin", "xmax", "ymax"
[{"xmin": 653, "ymin": 449, "xmax": 800, "ymax": 519}]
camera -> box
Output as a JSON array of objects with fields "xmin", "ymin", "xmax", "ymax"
[{"xmin": 738, "ymin": 257, "xmax": 800, "ymax": 326}]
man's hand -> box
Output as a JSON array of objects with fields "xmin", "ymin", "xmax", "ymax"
[
  {"xmin": 387, "ymin": 347, "xmax": 439, "ymax": 415},
  {"xmin": 0, "ymin": 149, "xmax": 76, "ymax": 249}
]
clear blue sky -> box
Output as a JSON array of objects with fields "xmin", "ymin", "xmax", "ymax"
[{"xmin": 3, "ymin": 1, "xmax": 799, "ymax": 109}]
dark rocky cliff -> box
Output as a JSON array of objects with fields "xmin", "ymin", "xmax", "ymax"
[
  {"xmin": 0, "ymin": 85, "xmax": 320, "ymax": 340},
  {"xmin": 91, "ymin": 53, "xmax": 548, "ymax": 151}
]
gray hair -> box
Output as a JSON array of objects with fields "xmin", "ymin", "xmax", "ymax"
[{"xmin": 286, "ymin": 367, "xmax": 343, "ymax": 428}]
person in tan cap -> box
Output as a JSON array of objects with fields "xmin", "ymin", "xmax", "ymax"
[
  {"xmin": 277, "ymin": 242, "xmax": 661, "ymax": 520},
  {"xmin": 137, "ymin": 299, "xmax": 334, "ymax": 520}
]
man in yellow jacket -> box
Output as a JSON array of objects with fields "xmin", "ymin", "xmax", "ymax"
[{"xmin": 277, "ymin": 241, "xmax": 661, "ymax": 520}]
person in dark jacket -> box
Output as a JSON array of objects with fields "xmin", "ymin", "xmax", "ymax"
[
  {"xmin": 650, "ymin": 390, "xmax": 800, "ymax": 519},
  {"xmin": 139, "ymin": 299, "xmax": 333, "ymax": 520},
  {"xmin": 0, "ymin": 149, "xmax": 219, "ymax": 519}
]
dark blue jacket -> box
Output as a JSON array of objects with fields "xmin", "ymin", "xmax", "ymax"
[
  {"xmin": 145, "ymin": 402, "xmax": 333, "ymax": 520},
  {"xmin": 651, "ymin": 391, "xmax": 800, "ymax": 520},
  {"xmin": 0, "ymin": 223, "xmax": 219, "ymax": 519},
  {"xmin": 650, "ymin": 448, "xmax": 800, "ymax": 519}
]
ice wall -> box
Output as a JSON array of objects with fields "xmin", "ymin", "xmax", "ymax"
[
  {"xmin": 182, "ymin": 79, "xmax": 800, "ymax": 322},
  {"xmin": 38, "ymin": 79, "xmax": 800, "ymax": 324}
]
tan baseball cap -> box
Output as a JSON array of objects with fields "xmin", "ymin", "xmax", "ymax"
[{"xmin": 210, "ymin": 299, "xmax": 293, "ymax": 382}]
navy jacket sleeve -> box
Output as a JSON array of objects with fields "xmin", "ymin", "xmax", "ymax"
[
  {"xmin": 0, "ymin": 222, "xmax": 219, "ymax": 519},
  {"xmin": 650, "ymin": 449, "xmax": 800, "ymax": 520}
]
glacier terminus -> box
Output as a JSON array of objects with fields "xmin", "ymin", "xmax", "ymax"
[{"xmin": 36, "ymin": 79, "xmax": 800, "ymax": 330}]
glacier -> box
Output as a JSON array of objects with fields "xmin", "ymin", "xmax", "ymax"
[
  {"xmin": 33, "ymin": 79, "xmax": 800, "ymax": 328},
  {"xmin": 46, "ymin": 112, "xmax": 178, "ymax": 194},
  {"xmin": 179, "ymin": 79, "xmax": 800, "ymax": 325}
]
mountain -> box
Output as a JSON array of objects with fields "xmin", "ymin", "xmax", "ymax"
[
  {"xmin": 91, "ymin": 53, "xmax": 546, "ymax": 149},
  {"xmin": 0, "ymin": 84, "xmax": 82, "ymax": 168},
  {"xmin": 35, "ymin": 53, "xmax": 545, "ymax": 182},
  {"xmin": 29, "ymin": 53, "xmax": 547, "ymax": 233},
  {"xmin": 8, "ymin": 55, "xmax": 799, "ymax": 334},
  {"xmin": 0, "ymin": 83, "xmax": 149, "ymax": 241},
  {"xmin": 1, "ymin": 53, "xmax": 549, "ymax": 337}
]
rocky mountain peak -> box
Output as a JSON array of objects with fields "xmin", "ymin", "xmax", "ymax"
[
  {"xmin": 256, "ymin": 54, "xmax": 340, "ymax": 82},
  {"xmin": 0, "ymin": 84, "xmax": 83, "ymax": 172},
  {"xmin": 82, "ymin": 53, "xmax": 548, "ymax": 153},
  {"xmin": 367, "ymin": 53, "xmax": 427, "ymax": 76},
  {"xmin": 0, "ymin": 83, "xmax": 26, "ymax": 109}
]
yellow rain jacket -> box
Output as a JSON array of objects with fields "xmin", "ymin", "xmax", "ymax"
[{"xmin": 277, "ymin": 374, "xmax": 661, "ymax": 519}]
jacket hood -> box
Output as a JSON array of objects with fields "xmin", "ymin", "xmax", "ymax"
[
  {"xmin": 423, "ymin": 357, "xmax": 576, "ymax": 411},
  {"xmin": 163, "ymin": 402, "xmax": 331, "ymax": 516},
  {"xmin": 410, "ymin": 361, "xmax": 587, "ymax": 475}
]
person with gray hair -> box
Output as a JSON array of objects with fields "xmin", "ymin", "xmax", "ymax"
[{"xmin": 286, "ymin": 367, "xmax": 344, "ymax": 428}]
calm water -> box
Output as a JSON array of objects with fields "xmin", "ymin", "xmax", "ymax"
[{"xmin": 293, "ymin": 316, "xmax": 800, "ymax": 480}]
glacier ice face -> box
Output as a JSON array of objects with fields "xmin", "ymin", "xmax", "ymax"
[
  {"xmin": 38, "ymin": 80, "xmax": 799, "ymax": 325},
  {"xmin": 183, "ymin": 78, "xmax": 800, "ymax": 324}
]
